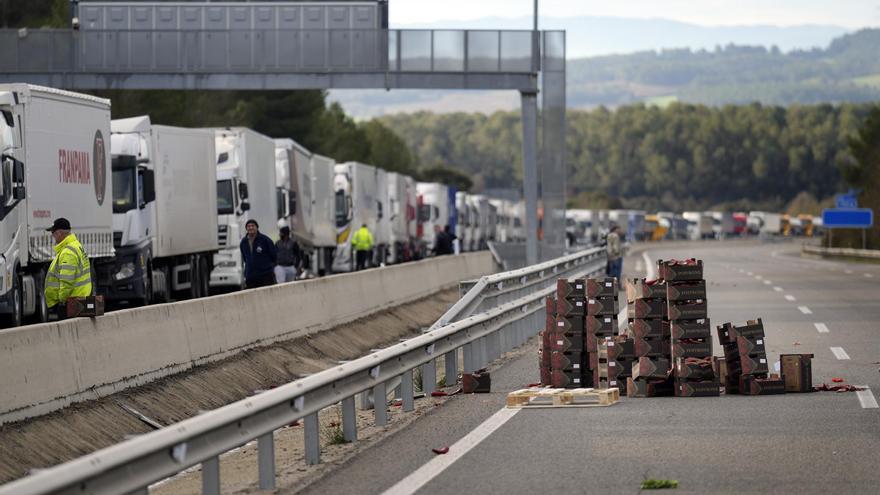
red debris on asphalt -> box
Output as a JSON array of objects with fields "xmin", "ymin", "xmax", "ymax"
[
  {"xmin": 431, "ymin": 391, "xmax": 448, "ymax": 397},
  {"xmin": 814, "ymin": 383, "xmax": 865, "ymax": 392},
  {"xmin": 526, "ymin": 382, "xmax": 542, "ymax": 388},
  {"xmin": 432, "ymin": 446, "xmax": 450, "ymax": 455},
  {"xmin": 832, "ymin": 377, "xmax": 844, "ymax": 383}
]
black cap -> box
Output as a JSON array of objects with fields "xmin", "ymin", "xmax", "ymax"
[
  {"xmin": 280, "ymin": 226, "xmax": 291, "ymax": 235},
  {"xmin": 47, "ymin": 218, "xmax": 71, "ymax": 232},
  {"xmin": 245, "ymin": 219, "xmax": 259, "ymax": 229}
]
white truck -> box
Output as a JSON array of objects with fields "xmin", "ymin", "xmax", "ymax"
[
  {"xmin": 96, "ymin": 116, "xmax": 218, "ymax": 305},
  {"xmin": 468, "ymin": 194, "xmax": 491, "ymax": 250},
  {"xmin": 374, "ymin": 168, "xmax": 391, "ymax": 265},
  {"xmin": 274, "ymin": 139, "xmax": 336, "ymax": 276},
  {"xmin": 749, "ymin": 211, "xmax": 783, "ymax": 236},
  {"xmin": 416, "ymin": 182, "xmax": 449, "ymax": 253},
  {"xmin": 0, "ymin": 84, "xmax": 114, "ymax": 326},
  {"xmin": 333, "ymin": 161, "xmax": 379, "ymax": 272},
  {"xmin": 683, "ymin": 211, "xmax": 714, "ymax": 240},
  {"xmin": 455, "ymin": 191, "xmax": 473, "ymax": 252},
  {"xmin": 210, "ymin": 128, "xmax": 278, "ymax": 289},
  {"xmin": 709, "ymin": 211, "xmax": 736, "ymax": 239},
  {"xmin": 387, "ymin": 172, "xmax": 415, "ymax": 263}
]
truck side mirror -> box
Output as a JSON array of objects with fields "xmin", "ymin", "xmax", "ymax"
[
  {"xmin": 141, "ymin": 169, "xmax": 155, "ymax": 205},
  {"xmin": 240, "ymin": 201, "xmax": 251, "ymax": 212},
  {"xmin": 238, "ymin": 182, "xmax": 249, "ymax": 200}
]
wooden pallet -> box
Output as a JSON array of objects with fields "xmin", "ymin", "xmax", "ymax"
[{"xmin": 506, "ymin": 387, "xmax": 619, "ymax": 408}]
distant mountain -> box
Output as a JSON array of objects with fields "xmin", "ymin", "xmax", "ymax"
[
  {"xmin": 330, "ymin": 27, "xmax": 880, "ymax": 117},
  {"xmin": 394, "ymin": 16, "xmax": 850, "ymax": 58}
]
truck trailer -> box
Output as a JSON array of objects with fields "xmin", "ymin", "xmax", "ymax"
[
  {"xmin": 333, "ymin": 162, "xmax": 379, "ymax": 272},
  {"xmin": 0, "ymin": 84, "xmax": 114, "ymax": 326},
  {"xmin": 210, "ymin": 127, "xmax": 277, "ymax": 289},
  {"xmin": 97, "ymin": 116, "xmax": 218, "ymax": 305}
]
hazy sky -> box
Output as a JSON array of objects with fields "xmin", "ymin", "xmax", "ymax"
[{"xmin": 390, "ymin": 0, "xmax": 880, "ymax": 28}]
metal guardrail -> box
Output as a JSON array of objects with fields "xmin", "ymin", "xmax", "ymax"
[
  {"xmin": 0, "ymin": 248, "xmax": 605, "ymax": 495},
  {"xmin": 803, "ymin": 243, "xmax": 880, "ymax": 259}
]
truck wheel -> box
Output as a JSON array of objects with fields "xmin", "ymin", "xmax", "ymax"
[
  {"xmin": 33, "ymin": 270, "xmax": 49, "ymax": 323},
  {"xmin": 3, "ymin": 275, "xmax": 22, "ymax": 327},
  {"xmin": 198, "ymin": 257, "xmax": 210, "ymax": 298},
  {"xmin": 141, "ymin": 264, "xmax": 153, "ymax": 306},
  {"xmin": 188, "ymin": 256, "xmax": 200, "ymax": 299}
]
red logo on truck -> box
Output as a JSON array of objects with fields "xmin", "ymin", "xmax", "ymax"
[
  {"xmin": 93, "ymin": 130, "xmax": 106, "ymax": 205},
  {"xmin": 58, "ymin": 149, "xmax": 91, "ymax": 184}
]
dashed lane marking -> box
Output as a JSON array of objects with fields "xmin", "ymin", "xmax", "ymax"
[
  {"xmin": 845, "ymin": 269, "xmax": 854, "ymax": 274},
  {"xmin": 830, "ymin": 347, "xmax": 850, "ymax": 360},
  {"xmin": 798, "ymin": 306, "xmax": 812, "ymax": 315},
  {"xmin": 763, "ymin": 280, "xmax": 772, "ymax": 285},
  {"xmin": 747, "ymin": 271, "xmax": 754, "ymax": 276},
  {"xmin": 856, "ymin": 387, "xmax": 879, "ymax": 409},
  {"xmin": 814, "ymin": 323, "xmax": 830, "ymax": 334},
  {"xmin": 382, "ymin": 407, "xmax": 520, "ymax": 495},
  {"xmin": 773, "ymin": 287, "xmax": 783, "ymax": 292},
  {"xmin": 785, "ymin": 294, "xmax": 796, "ymax": 302},
  {"xmin": 866, "ymin": 273, "xmax": 874, "ymax": 279},
  {"xmin": 755, "ymin": 275, "xmax": 763, "ymax": 280}
]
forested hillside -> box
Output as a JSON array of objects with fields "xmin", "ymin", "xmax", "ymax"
[{"xmin": 382, "ymin": 103, "xmax": 873, "ymax": 211}]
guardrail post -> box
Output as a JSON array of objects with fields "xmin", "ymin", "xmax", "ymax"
[
  {"xmin": 445, "ymin": 350, "xmax": 458, "ymax": 385},
  {"xmin": 462, "ymin": 342, "xmax": 475, "ymax": 373},
  {"xmin": 202, "ymin": 456, "xmax": 220, "ymax": 495},
  {"xmin": 304, "ymin": 413, "xmax": 320, "ymax": 465},
  {"xmin": 374, "ymin": 381, "xmax": 388, "ymax": 425},
  {"xmin": 402, "ymin": 369, "xmax": 415, "ymax": 412},
  {"xmin": 488, "ymin": 329, "xmax": 500, "ymax": 361},
  {"xmin": 342, "ymin": 396, "xmax": 358, "ymax": 442},
  {"xmin": 257, "ymin": 433, "xmax": 276, "ymax": 490},
  {"xmin": 422, "ymin": 359, "xmax": 436, "ymax": 394}
]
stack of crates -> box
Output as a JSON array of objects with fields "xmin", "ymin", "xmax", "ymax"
[
  {"xmin": 661, "ymin": 259, "xmax": 719, "ymax": 397},
  {"xmin": 625, "ymin": 279, "xmax": 674, "ymax": 397},
  {"xmin": 539, "ymin": 295, "xmax": 555, "ymax": 386},
  {"xmin": 586, "ymin": 278, "xmax": 621, "ymax": 390},
  {"xmin": 549, "ymin": 279, "xmax": 588, "ymax": 388},
  {"xmin": 717, "ymin": 319, "xmax": 785, "ymax": 395}
]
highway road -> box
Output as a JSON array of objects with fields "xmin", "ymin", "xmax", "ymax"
[{"xmin": 302, "ymin": 240, "xmax": 880, "ymax": 494}]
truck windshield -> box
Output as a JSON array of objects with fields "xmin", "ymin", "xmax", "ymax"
[
  {"xmin": 112, "ymin": 167, "xmax": 137, "ymax": 214},
  {"xmin": 418, "ymin": 205, "xmax": 431, "ymax": 223},
  {"xmin": 335, "ymin": 190, "xmax": 348, "ymax": 228},
  {"xmin": 217, "ymin": 180, "xmax": 235, "ymax": 215}
]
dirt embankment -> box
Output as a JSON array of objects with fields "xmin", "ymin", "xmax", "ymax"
[{"xmin": 0, "ymin": 288, "xmax": 459, "ymax": 484}]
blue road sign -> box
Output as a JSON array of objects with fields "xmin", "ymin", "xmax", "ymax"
[
  {"xmin": 835, "ymin": 193, "xmax": 858, "ymax": 209},
  {"xmin": 822, "ymin": 208, "xmax": 873, "ymax": 229}
]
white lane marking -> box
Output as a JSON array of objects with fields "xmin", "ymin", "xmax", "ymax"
[
  {"xmin": 773, "ymin": 287, "xmax": 783, "ymax": 292},
  {"xmin": 830, "ymin": 347, "xmax": 850, "ymax": 360},
  {"xmin": 845, "ymin": 269, "xmax": 854, "ymax": 274},
  {"xmin": 747, "ymin": 271, "xmax": 754, "ymax": 276},
  {"xmin": 798, "ymin": 306, "xmax": 812, "ymax": 315},
  {"xmin": 814, "ymin": 323, "xmax": 830, "ymax": 334},
  {"xmin": 785, "ymin": 294, "xmax": 796, "ymax": 302},
  {"xmin": 755, "ymin": 275, "xmax": 763, "ymax": 280},
  {"xmin": 643, "ymin": 252, "xmax": 656, "ymax": 280},
  {"xmin": 856, "ymin": 387, "xmax": 879, "ymax": 409},
  {"xmin": 763, "ymin": 280, "xmax": 772, "ymax": 285},
  {"xmin": 383, "ymin": 407, "xmax": 520, "ymax": 495},
  {"xmin": 866, "ymin": 273, "xmax": 874, "ymax": 279}
]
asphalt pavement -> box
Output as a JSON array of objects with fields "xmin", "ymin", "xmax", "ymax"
[{"xmin": 301, "ymin": 240, "xmax": 880, "ymax": 494}]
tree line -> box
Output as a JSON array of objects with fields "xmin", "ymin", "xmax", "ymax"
[{"xmin": 381, "ymin": 103, "xmax": 874, "ymax": 212}]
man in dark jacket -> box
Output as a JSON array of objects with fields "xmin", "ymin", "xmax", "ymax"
[
  {"xmin": 240, "ymin": 219, "xmax": 277, "ymax": 289},
  {"xmin": 274, "ymin": 226, "xmax": 301, "ymax": 283},
  {"xmin": 433, "ymin": 224, "xmax": 454, "ymax": 255}
]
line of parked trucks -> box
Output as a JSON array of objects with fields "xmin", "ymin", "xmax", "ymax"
[
  {"xmin": 0, "ymin": 84, "xmax": 527, "ymax": 327},
  {"xmin": 567, "ymin": 209, "xmax": 822, "ymax": 245}
]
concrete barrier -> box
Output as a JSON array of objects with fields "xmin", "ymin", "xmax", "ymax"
[{"xmin": 0, "ymin": 252, "xmax": 495, "ymax": 424}]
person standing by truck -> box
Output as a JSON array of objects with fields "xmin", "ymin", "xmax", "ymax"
[
  {"xmin": 274, "ymin": 226, "xmax": 301, "ymax": 283},
  {"xmin": 45, "ymin": 218, "xmax": 93, "ymax": 320},
  {"xmin": 351, "ymin": 223, "xmax": 374, "ymax": 271},
  {"xmin": 606, "ymin": 224, "xmax": 623, "ymax": 282},
  {"xmin": 240, "ymin": 219, "xmax": 277, "ymax": 289}
]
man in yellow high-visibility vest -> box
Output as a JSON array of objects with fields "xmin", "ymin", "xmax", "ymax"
[
  {"xmin": 45, "ymin": 218, "xmax": 92, "ymax": 320},
  {"xmin": 351, "ymin": 223, "xmax": 374, "ymax": 271}
]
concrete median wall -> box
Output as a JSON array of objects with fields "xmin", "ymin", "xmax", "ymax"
[{"xmin": 0, "ymin": 252, "xmax": 495, "ymax": 424}]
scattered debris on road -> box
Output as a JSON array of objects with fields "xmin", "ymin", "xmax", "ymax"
[
  {"xmin": 431, "ymin": 446, "xmax": 449, "ymax": 455},
  {"xmin": 641, "ymin": 479, "xmax": 679, "ymax": 490}
]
